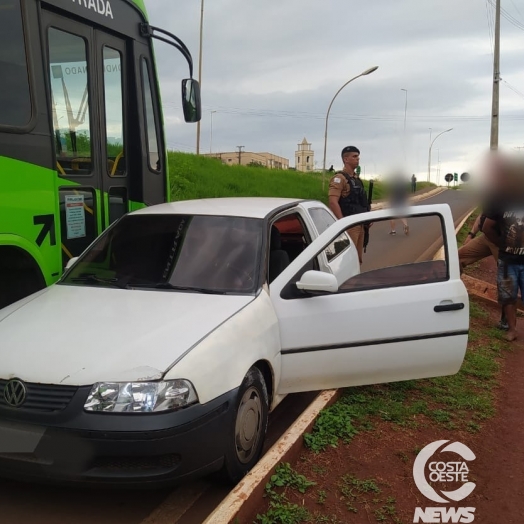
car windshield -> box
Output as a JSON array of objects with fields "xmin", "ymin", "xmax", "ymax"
[{"xmin": 60, "ymin": 214, "xmax": 263, "ymax": 294}]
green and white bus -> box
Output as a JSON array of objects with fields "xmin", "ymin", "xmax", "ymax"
[{"xmin": 0, "ymin": 0, "xmax": 201, "ymax": 309}]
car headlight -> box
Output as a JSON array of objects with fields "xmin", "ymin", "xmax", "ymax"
[{"xmin": 84, "ymin": 380, "xmax": 198, "ymax": 413}]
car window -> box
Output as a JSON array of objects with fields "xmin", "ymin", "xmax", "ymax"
[
  {"xmin": 269, "ymin": 212, "xmax": 317, "ymax": 283},
  {"xmin": 61, "ymin": 214, "xmax": 263, "ymax": 294},
  {"xmin": 338, "ymin": 214, "xmax": 449, "ymax": 292},
  {"xmin": 308, "ymin": 207, "xmax": 351, "ymax": 262},
  {"xmin": 308, "ymin": 207, "xmax": 335, "ymax": 234},
  {"xmin": 282, "ymin": 213, "xmax": 449, "ymax": 300}
]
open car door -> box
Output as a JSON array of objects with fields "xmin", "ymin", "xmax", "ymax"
[{"xmin": 270, "ymin": 204, "xmax": 469, "ymax": 395}]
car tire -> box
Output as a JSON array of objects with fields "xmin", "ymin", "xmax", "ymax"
[{"xmin": 223, "ymin": 366, "xmax": 269, "ymax": 483}]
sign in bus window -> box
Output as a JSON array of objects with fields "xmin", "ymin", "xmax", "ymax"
[
  {"xmin": 0, "ymin": 0, "xmax": 31, "ymax": 127},
  {"xmin": 103, "ymin": 46, "xmax": 125, "ymax": 177},
  {"xmin": 59, "ymin": 188, "xmax": 97, "ymax": 267},
  {"xmin": 141, "ymin": 59, "xmax": 160, "ymax": 172},
  {"xmin": 48, "ymin": 28, "xmax": 92, "ymax": 175}
]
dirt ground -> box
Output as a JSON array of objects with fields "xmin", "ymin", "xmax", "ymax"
[{"xmin": 248, "ymin": 258, "xmax": 524, "ymax": 524}]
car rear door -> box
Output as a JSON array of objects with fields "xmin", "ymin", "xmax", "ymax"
[{"xmin": 270, "ymin": 204, "xmax": 469, "ymax": 395}]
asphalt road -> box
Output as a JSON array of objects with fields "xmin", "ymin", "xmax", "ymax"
[
  {"xmin": 0, "ymin": 189, "xmax": 476, "ymax": 524},
  {"xmin": 362, "ymin": 188, "xmax": 476, "ymax": 272}
]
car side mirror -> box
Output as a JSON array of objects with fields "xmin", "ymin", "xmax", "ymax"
[
  {"xmin": 65, "ymin": 257, "xmax": 79, "ymax": 270},
  {"xmin": 181, "ymin": 79, "xmax": 202, "ymax": 123},
  {"xmin": 296, "ymin": 271, "xmax": 339, "ymax": 294}
]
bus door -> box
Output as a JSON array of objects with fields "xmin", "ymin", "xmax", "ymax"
[
  {"xmin": 43, "ymin": 10, "xmax": 131, "ymax": 267},
  {"xmin": 133, "ymin": 41, "xmax": 167, "ymax": 207},
  {"xmin": 96, "ymin": 32, "xmax": 130, "ymax": 227}
]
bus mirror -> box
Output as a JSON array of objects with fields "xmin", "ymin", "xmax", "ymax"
[
  {"xmin": 182, "ymin": 79, "xmax": 201, "ymax": 123},
  {"xmin": 65, "ymin": 257, "xmax": 79, "ymax": 270}
]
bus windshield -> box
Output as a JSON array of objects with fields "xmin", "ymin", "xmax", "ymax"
[
  {"xmin": 0, "ymin": 0, "xmax": 31, "ymax": 127},
  {"xmin": 61, "ymin": 214, "xmax": 263, "ymax": 295}
]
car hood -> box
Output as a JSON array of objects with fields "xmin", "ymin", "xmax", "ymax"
[{"xmin": 0, "ymin": 285, "xmax": 253, "ymax": 385}]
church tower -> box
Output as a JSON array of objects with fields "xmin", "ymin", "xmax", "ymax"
[{"xmin": 295, "ymin": 137, "xmax": 314, "ymax": 172}]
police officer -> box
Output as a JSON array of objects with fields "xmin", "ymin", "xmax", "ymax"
[{"xmin": 328, "ymin": 146, "xmax": 369, "ymax": 264}]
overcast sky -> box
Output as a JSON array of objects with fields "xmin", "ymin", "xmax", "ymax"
[{"xmin": 144, "ymin": 0, "xmax": 524, "ymax": 183}]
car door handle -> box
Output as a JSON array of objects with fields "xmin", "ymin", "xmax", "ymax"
[{"xmin": 434, "ymin": 303, "xmax": 465, "ymax": 312}]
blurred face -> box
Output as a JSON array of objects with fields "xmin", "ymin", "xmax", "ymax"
[{"xmin": 342, "ymin": 152, "xmax": 360, "ymax": 172}]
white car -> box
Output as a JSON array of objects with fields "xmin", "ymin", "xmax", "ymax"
[{"xmin": 0, "ymin": 198, "xmax": 469, "ymax": 486}]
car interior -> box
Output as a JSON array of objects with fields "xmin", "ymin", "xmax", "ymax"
[{"xmin": 268, "ymin": 213, "xmax": 317, "ymax": 284}]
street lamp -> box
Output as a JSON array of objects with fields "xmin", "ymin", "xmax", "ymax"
[
  {"xmin": 427, "ymin": 128, "xmax": 453, "ymax": 183},
  {"xmin": 401, "ymin": 88, "xmax": 408, "ymax": 162},
  {"xmin": 401, "ymin": 88, "xmax": 407, "ymax": 134},
  {"xmin": 196, "ymin": 0, "xmax": 204, "ymax": 155},
  {"xmin": 322, "ymin": 65, "xmax": 379, "ymax": 190},
  {"xmin": 210, "ymin": 110, "xmax": 217, "ymax": 154}
]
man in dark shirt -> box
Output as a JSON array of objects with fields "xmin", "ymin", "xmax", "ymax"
[{"xmin": 483, "ymin": 209, "xmax": 524, "ymax": 341}]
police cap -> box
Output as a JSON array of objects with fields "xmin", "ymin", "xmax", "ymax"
[{"xmin": 341, "ymin": 146, "xmax": 360, "ymax": 157}]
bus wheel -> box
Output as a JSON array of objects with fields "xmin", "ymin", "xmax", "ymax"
[{"xmin": 0, "ymin": 246, "xmax": 46, "ymax": 309}]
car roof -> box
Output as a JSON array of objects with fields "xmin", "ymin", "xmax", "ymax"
[{"xmin": 131, "ymin": 197, "xmax": 308, "ymax": 219}]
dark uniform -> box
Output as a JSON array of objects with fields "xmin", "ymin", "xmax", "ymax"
[{"xmin": 329, "ymin": 170, "xmax": 369, "ymax": 263}]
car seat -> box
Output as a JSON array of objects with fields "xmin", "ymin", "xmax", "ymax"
[{"xmin": 269, "ymin": 226, "xmax": 290, "ymax": 283}]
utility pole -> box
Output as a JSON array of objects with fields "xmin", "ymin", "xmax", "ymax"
[
  {"xmin": 236, "ymin": 145, "xmax": 244, "ymax": 165},
  {"xmin": 401, "ymin": 88, "xmax": 408, "ymax": 163},
  {"xmin": 195, "ymin": 0, "xmax": 204, "ymax": 155},
  {"xmin": 210, "ymin": 110, "xmax": 216, "ymax": 154},
  {"xmin": 437, "ymin": 149, "xmax": 441, "ymax": 186},
  {"xmin": 490, "ymin": 0, "xmax": 501, "ymax": 150}
]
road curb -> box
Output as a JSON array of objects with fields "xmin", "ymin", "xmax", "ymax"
[
  {"xmin": 461, "ymin": 273, "xmax": 524, "ymax": 313},
  {"xmin": 202, "ymin": 390, "xmax": 341, "ymax": 524}
]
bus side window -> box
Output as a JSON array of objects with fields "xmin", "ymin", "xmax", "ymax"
[
  {"xmin": 141, "ymin": 58, "xmax": 160, "ymax": 173},
  {"xmin": 0, "ymin": 0, "xmax": 31, "ymax": 128},
  {"xmin": 103, "ymin": 46, "xmax": 125, "ymax": 177},
  {"xmin": 48, "ymin": 28, "xmax": 92, "ymax": 176}
]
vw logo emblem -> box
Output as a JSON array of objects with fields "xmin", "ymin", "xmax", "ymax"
[{"xmin": 3, "ymin": 379, "xmax": 27, "ymax": 407}]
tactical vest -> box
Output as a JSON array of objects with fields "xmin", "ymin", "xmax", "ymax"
[{"xmin": 337, "ymin": 171, "xmax": 369, "ymax": 217}]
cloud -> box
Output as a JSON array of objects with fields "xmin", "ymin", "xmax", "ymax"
[{"xmin": 145, "ymin": 0, "xmax": 524, "ymax": 181}]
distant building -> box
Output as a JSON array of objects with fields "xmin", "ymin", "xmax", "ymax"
[
  {"xmin": 295, "ymin": 138, "xmax": 314, "ymax": 172},
  {"xmin": 204, "ymin": 151, "xmax": 289, "ymax": 169}
]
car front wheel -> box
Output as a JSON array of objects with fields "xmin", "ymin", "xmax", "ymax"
[{"xmin": 223, "ymin": 366, "xmax": 269, "ymax": 483}]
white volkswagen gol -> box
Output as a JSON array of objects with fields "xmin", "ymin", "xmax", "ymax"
[{"xmin": 0, "ymin": 198, "xmax": 469, "ymax": 486}]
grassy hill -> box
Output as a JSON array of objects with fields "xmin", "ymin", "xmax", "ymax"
[{"xmin": 167, "ymin": 152, "xmax": 434, "ymax": 205}]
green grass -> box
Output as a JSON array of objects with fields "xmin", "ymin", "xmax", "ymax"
[
  {"xmin": 167, "ymin": 152, "xmax": 435, "ymax": 205},
  {"xmin": 255, "ymin": 463, "xmax": 401, "ymax": 524},
  {"xmin": 338, "ymin": 476, "xmax": 401, "ymax": 522},
  {"xmin": 256, "ymin": 463, "xmax": 316, "ymax": 524}
]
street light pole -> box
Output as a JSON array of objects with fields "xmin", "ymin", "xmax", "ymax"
[
  {"xmin": 195, "ymin": 0, "xmax": 204, "ymax": 155},
  {"xmin": 401, "ymin": 88, "xmax": 407, "ymax": 162},
  {"xmin": 490, "ymin": 0, "xmax": 501, "ymax": 150},
  {"xmin": 401, "ymin": 88, "xmax": 407, "ymax": 135},
  {"xmin": 437, "ymin": 148, "xmax": 441, "ymax": 186},
  {"xmin": 210, "ymin": 110, "xmax": 216, "ymax": 154},
  {"xmin": 322, "ymin": 66, "xmax": 379, "ymax": 190},
  {"xmin": 427, "ymin": 128, "xmax": 453, "ymax": 183}
]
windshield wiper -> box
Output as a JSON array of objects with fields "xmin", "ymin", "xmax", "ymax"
[
  {"xmin": 132, "ymin": 282, "xmax": 226, "ymax": 294},
  {"xmin": 69, "ymin": 274, "xmax": 130, "ymax": 289}
]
